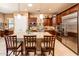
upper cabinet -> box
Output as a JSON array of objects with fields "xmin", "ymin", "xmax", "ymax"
[
  {"xmin": 56, "ymin": 15, "xmax": 62, "ymax": 25},
  {"xmin": 43, "ymin": 18, "xmax": 52, "ymax": 26},
  {"xmin": 28, "ymin": 17, "xmax": 37, "ymax": 27}
]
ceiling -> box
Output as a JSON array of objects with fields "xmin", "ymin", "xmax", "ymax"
[{"xmin": 0, "ymin": 3, "xmax": 76, "ymax": 14}]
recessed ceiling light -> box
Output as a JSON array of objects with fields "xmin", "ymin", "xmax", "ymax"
[
  {"xmin": 28, "ymin": 4, "xmax": 32, "ymax": 7},
  {"xmin": 49, "ymin": 9, "xmax": 51, "ymax": 11},
  {"xmin": 36, "ymin": 9, "xmax": 40, "ymax": 12}
]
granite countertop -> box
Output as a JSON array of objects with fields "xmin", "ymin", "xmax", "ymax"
[
  {"xmin": 29, "ymin": 26, "xmax": 56, "ymax": 31},
  {"xmin": 44, "ymin": 26, "xmax": 55, "ymax": 30}
]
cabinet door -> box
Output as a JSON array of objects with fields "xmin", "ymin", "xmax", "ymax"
[
  {"xmin": 43, "ymin": 18, "xmax": 52, "ymax": 26},
  {"xmin": 28, "ymin": 18, "xmax": 37, "ymax": 26}
]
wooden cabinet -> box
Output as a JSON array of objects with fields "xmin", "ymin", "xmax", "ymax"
[
  {"xmin": 56, "ymin": 4, "xmax": 79, "ymax": 25},
  {"xmin": 0, "ymin": 30, "xmax": 13, "ymax": 37},
  {"xmin": 44, "ymin": 30, "xmax": 56, "ymax": 35},
  {"xmin": 43, "ymin": 18, "xmax": 52, "ymax": 26},
  {"xmin": 28, "ymin": 17, "xmax": 37, "ymax": 26},
  {"xmin": 56, "ymin": 15, "xmax": 62, "ymax": 25}
]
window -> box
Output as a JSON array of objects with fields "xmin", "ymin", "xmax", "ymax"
[{"xmin": 8, "ymin": 18, "xmax": 14, "ymax": 29}]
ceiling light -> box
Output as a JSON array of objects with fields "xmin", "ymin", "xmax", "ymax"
[
  {"xmin": 28, "ymin": 4, "xmax": 32, "ymax": 7},
  {"xmin": 49, "ymin": 9, "xmax": 51, "ymax": 11}
]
